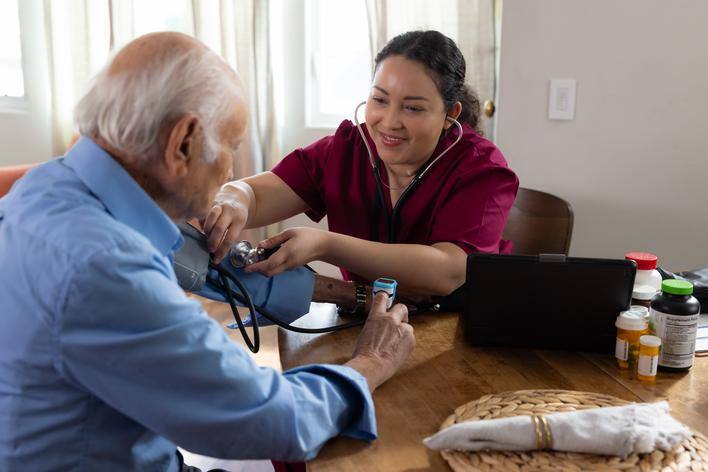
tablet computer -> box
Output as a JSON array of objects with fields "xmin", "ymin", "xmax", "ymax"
[{"xmin": 462, "ymin": 254, "xmax": 636, "ymax": 353}]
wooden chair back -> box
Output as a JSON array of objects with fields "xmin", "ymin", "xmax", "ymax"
[{"xmin": 502, "ymin": 187, "xmax": 574, "ymax": 255}]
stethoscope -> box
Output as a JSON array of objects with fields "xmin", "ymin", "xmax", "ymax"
[{"xmin": 353, "ymin": 101, "xmax": 463, "ymax": 243}]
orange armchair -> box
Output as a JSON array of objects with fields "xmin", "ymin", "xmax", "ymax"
[{"xmin": 0, "ymin": 164, "xmax": 37, "ymax": 198}]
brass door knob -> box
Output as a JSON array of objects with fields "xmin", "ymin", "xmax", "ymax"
[{"xmin": 483, "ymin": 99, "xmax": 496, "ymax": 118}]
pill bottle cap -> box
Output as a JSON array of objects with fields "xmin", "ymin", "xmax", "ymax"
[
  {"xmin": 615, "ymin": 310, "xmax": 648, "ymax": 331},
  {"xmin": 639, "ymin": 335, "xmax": 662, "ymax": 347},
  {"xmin": 625, "ymin": 252, "xmax": 658, "ymax": 270},
  {"xmin": 661, "ymin": 279, "xmax": 693, "ymax": 296},
  {"xmin": 626, "ymin": 305, "xmax": 649, "ymax": 318}
]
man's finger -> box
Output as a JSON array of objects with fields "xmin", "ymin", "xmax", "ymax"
[
  {"xmin": 203, "ymin": 205, "xmax": 223, "ymax": 235},
  {"xmin": 390, "ymin": 303, "xmax": 409, "ymax": 323},
  {"xmin": 402, "ymin": 322, "xmax": 415, "ymax": 341},
  {"xmin": 370, "ymin": 292, "xmax": 389, "ymax": 314}
]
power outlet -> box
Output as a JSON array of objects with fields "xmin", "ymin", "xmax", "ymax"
[{"xmin": 548, "ymin": 78, "xmax": 576, "ymax": 120}]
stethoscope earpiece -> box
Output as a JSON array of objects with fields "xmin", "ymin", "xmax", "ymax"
[
  {"xmin": 353, "ymin": 100, "xmax": 463, "ymax": 182},
  {"xmin": 354, "ymin": 101, "xmax": 377, "ymax": 170}
]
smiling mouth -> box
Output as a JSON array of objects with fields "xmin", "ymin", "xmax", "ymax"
[{"xmin": 379, "ymin": 132, "xmax": 406, "ymax": 147}]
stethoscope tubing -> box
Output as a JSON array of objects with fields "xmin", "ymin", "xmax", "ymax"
[
  {"xmin": 353, "ymin": 101, "xmax": 463, "ymax": 184},
  {"xmin": 353, "ymin": 101, "xmax": 463, "ymax": 242}
]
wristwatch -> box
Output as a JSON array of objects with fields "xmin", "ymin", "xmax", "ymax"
[{"xmin": 338, "ymin": 282, "xmax": 368, "ymax": 316}]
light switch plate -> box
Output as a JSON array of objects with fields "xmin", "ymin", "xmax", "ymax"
[{"xmin": 548, "ymin": 78, "xmax": 576, "ymax": 120}]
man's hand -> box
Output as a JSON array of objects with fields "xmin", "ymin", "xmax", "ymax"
[
  {"xmin": 203, "ymin": 183, "xmax": 252, "ymax": 263},
  {"xmin": 345, "ymin": 292, "xmax": 415, "ymax": 392}
]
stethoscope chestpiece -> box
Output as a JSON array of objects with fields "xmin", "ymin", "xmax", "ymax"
[{"xmin": 228, "ymin": 241, "xmax": 268, "ymax": 268}]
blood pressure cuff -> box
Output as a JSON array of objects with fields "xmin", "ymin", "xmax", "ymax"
[
  {"xmin": 173, "ymin": 223, "xmax": 315, "ymax": 324},
  {"xmin": 198, "ymin": 261, "xmax": 316, "ymax": 325}
]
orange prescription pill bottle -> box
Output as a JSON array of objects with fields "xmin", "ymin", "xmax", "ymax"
[
  {"xmin": 637, "ymin": 335, "xmax": 661, "ymax": 382},
  {"xmin": 615, "ymin": 309, "xmax": 649, "ymax": 370}
]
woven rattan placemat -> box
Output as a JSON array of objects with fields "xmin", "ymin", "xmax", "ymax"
[{"xmin": 437, "ymin": 389, "xmax": 708, "ymax": 471}]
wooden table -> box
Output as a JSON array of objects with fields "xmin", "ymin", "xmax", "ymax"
[{"xmin": 279, "ymin": 305, "xmax": 708, "ymax": 471}]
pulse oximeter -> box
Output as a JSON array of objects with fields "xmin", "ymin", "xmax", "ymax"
[{"xmin": 372, "ymin": 277, "xmax": 398, "ymax": 310}]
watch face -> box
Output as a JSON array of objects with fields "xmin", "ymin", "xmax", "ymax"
[{"xmin": 356, "ymin": 284, "xmax": 368, "ymax": 300}]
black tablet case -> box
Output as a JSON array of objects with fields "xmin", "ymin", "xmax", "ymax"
[{"xmin": 462, "ymin": 254, "xmax": 636, "ymax": 353}]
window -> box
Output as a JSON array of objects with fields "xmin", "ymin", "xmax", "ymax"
[
  {"xmin": 110, "ymin": 0, "xmax": 194, "ymax": 49},
  {"xmin": 385, "ymin": 0, "xmax": 458, "ymax": 42},
  {"xmin": 132, "ymin": 0, "xmax": 194, "ymax": 37},
  {"xmin": 305, "ymin": 0, "xmax": 371, "ymax": 128},
  {"xmin": 0, "ymin": 0, "xmax": 24, "ymax": 99}
]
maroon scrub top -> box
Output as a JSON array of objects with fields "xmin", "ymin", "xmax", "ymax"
[{"xmin": 271, "ymin": 120, "xmax": 518, "ymax": 281}]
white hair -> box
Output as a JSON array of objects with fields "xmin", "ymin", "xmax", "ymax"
[{"xmin": 75, "ymin": 44, "xmax": 239, "ymax": 163}]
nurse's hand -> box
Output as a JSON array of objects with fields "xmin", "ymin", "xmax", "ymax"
[
  {"xmin": 246, "ymin": 227, "xmax": 328, "ymax": 276},
  {"xmin": 203, "ymin": 183, "xmax": 251, "ymax": 263}
]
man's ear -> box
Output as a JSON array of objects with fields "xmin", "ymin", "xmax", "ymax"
[
  {"xmin": 443, "ymin": 101, "xmax": 463, "ymax": 130},
  {"xmin": 164, "ymin": 113, "xmax": 201, "ymax": 178}
]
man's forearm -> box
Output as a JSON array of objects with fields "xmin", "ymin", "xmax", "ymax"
[
  {"xmin": 344, "ymin": 356, "xmax": 390, "ymax": 393},
  {"xmin": 312, "ymin": 275, "xmax": 432, "ymax": 312},
  {"xmin": 312, "ymin": 275, "xmax": 359, "ymax": 311}
]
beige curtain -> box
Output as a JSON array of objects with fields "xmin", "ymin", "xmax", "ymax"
[
  {"xmin": 42, "ymin": 0, "xmax": 276, "ymax": 192},
  {"xmin": 364, "ymin": 0, "xmax": 497, "ymax": 137},
  {"xmin": 196, "ymin": 0, "xmax": 279, "ymax": 178},
  {"xmin": 43, "ymin": 0, "xmax": 111, "ymax": 154},
  {"xmin": 364, "ymin": 0, "xmax": 387, "ymax": 70},
  {"xmin": 457, "ymin": 0, "xmax": 497, "ymax": 137},
  {"xmin": 192, "ymin": 0, "xmax": 277, "ymax": 243}
]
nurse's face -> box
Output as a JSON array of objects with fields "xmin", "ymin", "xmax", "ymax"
[{"xmin": 365, "ymin": 55, "xmax": 453, "ymax": 171}]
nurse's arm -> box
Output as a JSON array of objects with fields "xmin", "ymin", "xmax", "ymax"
[
  {"xmin": 321, "ymin": 234, "xmax": 467, "ymax": 296},
  {"xmin": 205, "ymin": 171, "xmax": 308, "ymax": 262},
  {"xmin": 253, "ymin": 228, "xmax": 466, "ymax": 297}
]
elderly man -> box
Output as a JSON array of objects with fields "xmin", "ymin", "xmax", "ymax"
[{"xmin": 0, "ymin": 32, "xmax": 415, "ymax": 470}]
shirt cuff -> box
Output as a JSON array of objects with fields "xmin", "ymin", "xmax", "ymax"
[{"xmin": 286, "ymin": 363, "xmax": 377, "ymax": 441}]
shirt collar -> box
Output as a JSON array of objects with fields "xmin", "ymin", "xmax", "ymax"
[{"xmin": 64, "ymin": 137, "xmax": 183, "ymax": 256}]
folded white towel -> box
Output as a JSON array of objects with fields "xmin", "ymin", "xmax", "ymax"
[{"xmin": 423, "ymin": 401, "xmax": 691, "ymax": 458}]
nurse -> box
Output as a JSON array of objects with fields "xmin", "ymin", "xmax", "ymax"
[{"xmin": 205, "ymin": 30, "xmax": 518, "ymax": 303}]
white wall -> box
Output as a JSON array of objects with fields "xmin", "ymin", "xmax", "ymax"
[{"xmin": 496, "ymin": 0, "xmax": 708, "ymax": 271}]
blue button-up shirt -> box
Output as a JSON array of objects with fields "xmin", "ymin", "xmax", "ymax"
[{"xmin": 0, "ymin": 138, "xmax": 376, "ymax": 471}]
